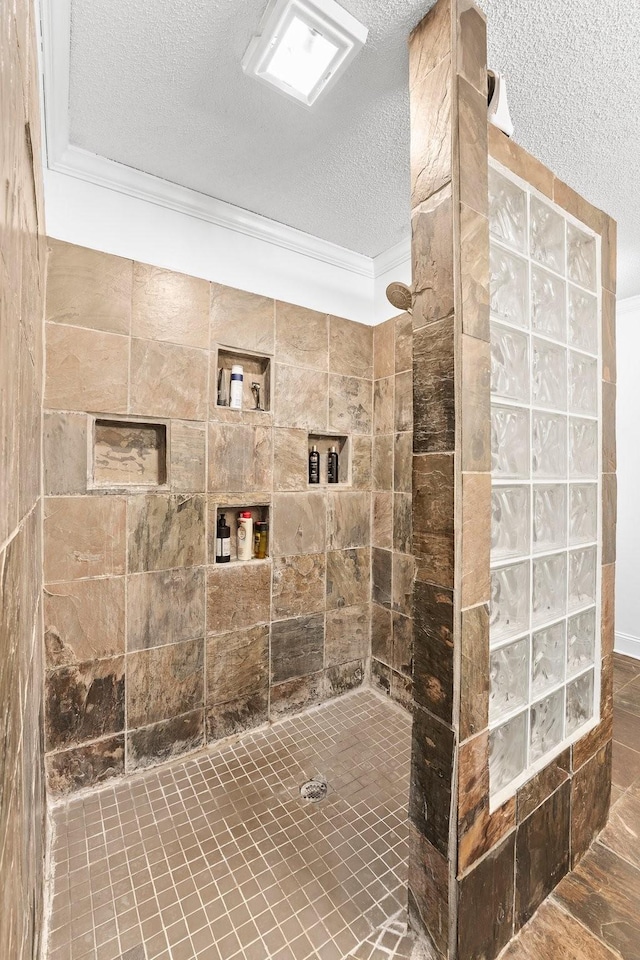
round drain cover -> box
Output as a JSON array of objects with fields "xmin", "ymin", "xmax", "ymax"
[{"xmin": 299, "ymin": 777, "xmax": 328, "ymax": 802}]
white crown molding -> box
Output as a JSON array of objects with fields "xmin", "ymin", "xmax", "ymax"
[
  {"xmin": 615, "ymin": 631, "xmax": 640, "ymax": 661},
  {"xmin": 38, "ymin": 0, "xmax": 413, "ymax": 284},
  {"xmin": 617, "ymin": 294, "xmax": 640, "ymax": 318}
]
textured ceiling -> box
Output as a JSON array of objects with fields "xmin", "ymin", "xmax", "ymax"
[{"xmin": 68, "ymin": 0, "xmax": 640, "ymax": 296}]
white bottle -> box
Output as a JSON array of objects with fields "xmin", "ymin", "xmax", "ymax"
[
  {"xmin": 229, "ymin": 364, "xmax": 243, "ymax": 409},
  {"xmin": 237, "ymin": 511, "xmax": 253, "ymax": 561}
]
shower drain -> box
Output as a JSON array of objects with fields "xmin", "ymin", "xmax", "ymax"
[{"xmin": 299, "ymin": 777, "xmax": 328, "ymax": 802}]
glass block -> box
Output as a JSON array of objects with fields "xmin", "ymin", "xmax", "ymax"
[
  {"xmin": 533, "ymin": 484, "xmax": 567, "ymax": 553},
  {"xmin": 492, "ymin": 486, "xmax": 530, "ymax": 561},
  {"xmin": 569, "ymin": 352, "xmax": 598, "ymax": 416},
  {"xmin": 569, "ymin": 418, "xmax": 598, "ymax": 479},
  {"xmin": 489, "ymin": 711, "xmax": 527, "ymax": 795},
  {"xmin": 569, "ymin": 546, "xmax": 597, "ymax": 611},
  {"xmin": 490, "ymin": 246, "xmax": 528, "ymax": 328},
  {"xmin": 567, "ymin": 223, "xmax": 597, "ymax": 292},
  {"xmin": 566, "ymin": 670, "xmax": 595, "ymax": 736},
  {"xmin": 491, "ymin": 405, "xmax": 530, "ymax": 478},
  {"xmin": 532, "ymin": 413, "xmax": 567, "ymax": 478},
  {"xmin": 490, "ymin": 638, "xmax": 530, "ymax": 722},
  {"xmin": 490, "ymin": 561, "xmax": 530, "ymax": 644},
  {"xmin": 532, "ymin": 621, "xmax": 566, "ymax": 696},
  {"xmin": 530, "ymin": 689, "xmax": 564, "ymax": 762},
  {"xmin": 530, "ymin": 196, "xmax": 565, "ymax": 274},
  {"xmin": 531, "ymin": 266, "xmax": 566, "ymax": 341},
  {"xmin": 532, "ymin": 339, "xmax": 567, "ymax": 410},
  {"xmin": 568, "ymin": 286, "xmax": 598, "ymax": 354},
  {"xmin": 491, "ymin": 324, "xmax": 529, "ymax": 402},
  {"xmin": 489, "ymin": 168, "xmax": 527, "ymax": 252},
  {"xmin": 567, "ymin": 608, "xmax": 596, "ymax": 679},
  {"xmin": 569, "ymin": 484, "xmax": 597, "ymax": 545},
  {"xmin": 532, "ymin": 553, "xmax": 567, "ymax": 626}
]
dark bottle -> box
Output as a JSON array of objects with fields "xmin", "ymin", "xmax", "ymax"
[
  {"xmin": 309, "ymin": 444, "xmax": 320, "ymax": 484},
  {"xmin": 328, "ymin": 446, "xmax": 339, "ymax": 483},
  {"xmin": 215, "ymin": 513, "xmax": 231, "ymax": 563}
]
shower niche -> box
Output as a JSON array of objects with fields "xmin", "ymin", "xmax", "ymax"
[
  {"xmin": 90, "ymin": 416, "xmax": 169, "ymax": 489},
  {"xmin": 214, "ymin": 346, "xmax": 272, "ymax": 413}
]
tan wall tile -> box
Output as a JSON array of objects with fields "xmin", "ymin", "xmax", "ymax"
[
  {"xmin": 413, "ymin": 452, "xmax": 454, "ymax": 587},
  {"xmin": 394, "ymin": 313, "xmax": 413, "ymax": 374},
  {"xmin": 457, "ymin": 0, "xmax": 487, "ymax": 95},
  {"xmin": 372, "ymin": 492, "xmax": 393, "ymax": 549},
  {"xmin": 44, "ymin": 496, "xmax": 126, "ymax": 581},
  {"xmin": 329, "ymin": 316, "xmax": 373, "ymax": 379},
  {"xmin": 327, "ymin": 491, "xmax": 370, "ymax": 550},
  {"xmin": 602, "ymin": 382, "xmax": 616, "ymax": 473},
  {"xmin": 461, "ymin": 334, "xmax": 491, "ymax": 471},
  {"xmin": 602, "ymin": 289, "xmax": 616, "ymax": 384},
  {"xmin": 412, "ymin": 184, "xmax": 454, "ymax": 328},
  {"xmin": 131, "ymin": 262, "xmax": 209, "ymax": 348},
  {"xmin": 127, "ymin": 494, "xmax": 206, "ymax": 573},
  {"xmin": 170, "ymin": 421, "xmax": 206, "ymax": 492},
  {"xmin": 127, "ymin": 567, "xmax": 205, "ymax": 651},
  {"xmin": 460, "ymin": 602, "xmax": 489, "ymax": 740},
  {"xmin": 210, "ymin": 283, "xmax": 274, "ymax": 354},
  {"xmin": 374, "ymin": 317, "xmax": 395, "ymax": 380},
  {"xmin": 44, "ymin": 577, "xmax": 126, "ymax": 667},
  {"xmin": 206, "ymin": 563, "xmax": 272, "ymax": 634},
  {"xmin": 413, "ymin": 317, "xmax": 455, "ymax": 453},
  {"xmin": 351, "ymin": 435, "xmax": 373, "ymax": 490},
  {"xmin": 395, "ymin": 370, "xmax": 413, "ymax": 433},
  {"xmin": 272, "ymin": 492, "xmax": 326, "ymax": 557},
  {"xmin": 208, "ymin": 422, "xmax": 272, "ymax": 495},
  {"xmin": 325, "ymin": 605, "xmax": 369, "ymax": 666},
  {"xmin": 206, "ymin": 625, "xmax": 269, "ymax": 704},
  {"xmin": 130, "ymin": 338, "xmax": 208, "ymax": 421},
  {"xmin": 409, "ymin": 0, "xmax": 451, "ymax": 88},
  {"xmin": 460, "ymin": 203, "xmax": 490, "ymax": 341},
  {"xmin": 461, "ymin": 472, "xmax": 491, "ymax": 607},
  {"xmin": 373, "ymin": 434, "xmax": 393, "ymax": 491},
  {"xmin": 272, "ymin": 554, "xmax": 326, "ymax": 619},
  {"xmin": 329, "ymin": 374, "xmax": 372, "ymax": 435},
  {"xmin": 273, "ymin": 427, "xmax": 308, "ymax": 491},
  {"xmin": 373, "ymin": 377, "xmax": 394, "ymax": 435},
  {"xmin": 46, "ymin": 239, "xmax": 132, "ymax": 335},
  {"xmin": 601, "ymin": 563, "xmax": 615, "ymax": 659},
  {"xmin": 43, "ymin": 412, "xmax": 88, "ymax": 496},
  {"xmin": 273, "ymin": 363, "xmax": 328, "ymax": 432},
  {"xmin": 410, "ymin": 55, "xmax": 452, "ymax": 207},
  {"xmin": 276, "ymin": 301, "xmax": 328, "ymax": 369},
  {"xmin": 394, "ymin": 431, "xmax": 413, "ymax": 494},
  {"xmin": 127, "ymin": 638, "xmax": 204, "ymax": 727},
  {"xmin": 45, "ymin": 323, "xmax": 129, "ymax": 413},
  {"xmin": 488, "ymin": 125, "xmax": 554, "ymax": 200},
  {"xmin": 326, "ymin": 547, "xmax": 370, "ymax": 610},
  {"xmin": 458, "ymin": 76, "xmax": 488, "ymax": 217}
]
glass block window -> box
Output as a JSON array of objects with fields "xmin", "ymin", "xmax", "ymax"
[{"xmin": 488, "ymin": 163, "xmax": 601, "ymax": 806}]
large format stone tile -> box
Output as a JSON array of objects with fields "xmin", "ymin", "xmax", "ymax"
[
  {"xmin": 394, "ymin": 432, "xmax": 412, "ymax": 494},
  {"xmin": 373, "ymin": 377, "xmax": 394, "ymax": 435},
  {"xmin": 127, "ymin": 494, "xmax": 205, "ymax": 572},
  {"xmin": 44, "ymin": 496, "xmax": 126, "ymax": 581},
  {"xmin": 42, "ymin": 412, "xmax": 88, "ymax": 495},
  {"xmin": 393, "ymin": 492, "xmax": 412, "ymax": 555},
  {"xmin": 413, "ymin": 580, "xmax": 453, "ymax": 723},
  {"xmin": 275, "ymin": 301, "xmax": 328, "ymax": 369},
  {"xmin": 413, "ymin": 317, "xmax": 455, "ymax": 453},
  {"xmin": 45, "ymin": 656, "xmax": 125, "ymax": 750},
  {"xmin": 325, "ymin": 660, "xmax": 365, "ymax": 698},
  {"xmin": 410, "ymin": 55, "xmax": 452, "ymax": 207},
  {"xmin": 395, "ymin": 313, "xmax": 412, "ymax": 374},
  {"xmin": 206, "ymin": 625, "xmax": 269, "ymax": 706},
  {"xmin": 374, "ymin": 318, "xmax": 395, "ymax": 380},
  {"xmin": 45, "ymin": 735, "xmax": 125, "ymax": 797},
  {"xmin": 210, "ymin": 283, "xmax": 274, "ymax": 354},
  {"xmin": 351, "ymin": 435, "xmax": 372, "ymax": 490},
  {"xmin": 371, "ymin": 603, "xmax": 392, "ymax": 666},
  {"xmin": 327, "ymin": 491, "xmax": 370, "ymax": 550},
  {"xmin": 272, "ymin": 553, "xmax": 325, "ymax": 619},
  {"xmin": 270, "ymin": 672, "xmax": 324, "ymax": 720},
  {"xmin": 460, "ymin": 602, "xmax": 489, "ymax": 740},
  {"xmin": 413, "ymin": 452, "xmax": 454, "ymax": 586},
  {"xmin": 273, "ymin": 363, "xmax": 328, "ymax": 431},
  {"xmin": 272, "ymin": 492, "xmax": 326, "ymax": 556},
  {"xmin": 325, "ymin": 605, "xmax": 369, "ymax": 666},
  {"xmin": 206, "ymin": 562, "xmax": 271, "ymax": 634},
  {"xmin": 273, "ymin": 428, "xmax": 308, "ymax": 491},
  {"xmin": 571, "ymin": 741, "xmax": 612, "ymax": 866},
  {"xmin": 45, "ymin": 323, "xmax": 129, "ymax": 413},
  {"xmin": 170, "ymin": 421, "xmax": 206, "ymax": 492},
  {"xmin": 457, "ymin": 832, "xmax": 515, "ymax": 960},
  {"xmin": 329, "ymin": 316, "xmax": 373, "ymax": 379},
  {"xmin": 127, "ymin": 638, "xmax": 204, "ymax": 727},
  {"xmin": 44, "ymin": 577, "xmax": 125, "ymax": 667},
  {"xmin": 127, "ymin": 567, "xmax": 205, "ymax": 650},
  {"xmin": 129, "ymin": 338, "xmax": 208, "ymax": 421},
  {"xmin": 126, "ymin": 710, "xmax": 204, "ymax": 772},
  {"xmin": 329, "ymin": 374, "xmax": 372, "ymax": 435},
  {"xmin": 372, "ymin": 492, "xmax": 392, "ymax": 549},
  {"xmin": 461, "ymin": 471, "xmax": 491, "ymax": 607},
  {"xmin": 270, "ymin": 614, "xmax": 325, "ymax": 683},
  {"xmin": 412, "ymin": 185, "xmax": 454, "ymax": 327},
  {"xmin": 131, "ymin": 262, "xmax": 209, "ymax": 348},
  {"xmin": 515, "ymin": 781, "xmax": 571, "ymax": 929},
  {"xmin": 460, "ymin": 202, "xmax": 490, "ymax": 341},
  {"xmin": 206, "ymin": 691, "xmax": 269, "ymax": 741},
  {"xmin": 372, "ymin": 547, "xmax": 392, "ymax": 608},
  {"xmin": 499, "ymin": 898, "xmax": 619, "ymax": 960},
  {"xmin": 46, "ymin": 240, "xmax": 132, "ymax": 335},
  {"xmin": 409, "ymin": 704, "xmax": 454, "ymax": 857},
  {"xmin": 326, "ymin": 547, "xmax": 370, "ymax": 610},
  {"xmin": 373, "ymin": 434, "xmax": 393, "ymax": 491},
  {"xmin": 409, "ymin": 0, "xmax": 451, "ymax": 88},
  {"xmin": 208, "ymin": 422, "xmax": 272, "ymax": 494}
]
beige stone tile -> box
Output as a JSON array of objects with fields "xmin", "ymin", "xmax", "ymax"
[
  {"xmin": 272, "ymin": 554, "xmax": 326, "ymax": 619},
  {"xmin": 43, "ymin": 412, "xmax": 88, "ymax": 496},
  {"xmin": 208, "ymin": 422, "xmax": 272, "ymax": 494},
  {"xmin": 410, "ymin": 55, "xmax": 452, "ymax": 207},
  {"xmin": 272, "ymin": 492, "xmax": 326, "ymax": 556},
  {"xmin": 206, "ymin": 625, "xmax": 269, "ymax": 704},
  {"xmin": 131, "ymin": 262, "xmax": 209, "ymax": 348},
  {"xmin": 372, "ymin": 492, "xmax": 393, "ymax": 549},
  {"xmin": 328, "ymin": 374, "xmax": 372, "ymax": 435},
  {"xmin": 412, "ymin": 184, "xmax": 454, "ymax": 329},
  {"xmin": 457, "ymin": 0, "xmax": 487, "ymax": 96},
  {"xmin": 488, "ymin": 124, "xmax": 554, "ymax": 200},
  {"xmin": 602, "ymin": 289, "xmax": 616, "ymax": 384},
  {"xmin": 460, "ymin": 203, "xmax": 490, "ymax": 341},
  {"xmin": 394, "ymin": 431, "xmax": 412, "ymax": 494},
  {"xmin": 458, "ymin": 76, "xmax": 488, "ymax": 217},
  {"xmin": 127, "ymin": 638, "xmax": 204, "ymax": 727},
  {"xmin": 602, "ymin": 382, "xmax": 616, "ymax": 473},
  {"xmin": 325, "ymin": 605, "xmax": 369, "ymax": 666},
  {"xmin": 170, "ymin": 421, "xmax": 206, "ymax": 492},
  {"xmin": 271, "ymin": 614, "xmax": 325, "ymax": 682},
  {"xmin": 44, "ymin": 496, "xmax": 126, "ymax": 581},
  {"xmin": 46, "ymin": 239, "xmax": 132, "ymax": 335},
  {"xmin": 127, "ymin": 709, "xmax": 204, "ymax": 771},
  {"xmin": 371, "ymin": 602, "xmax": 392, "ymax": 664},
  {"xmin": 413, "ymin": 316, "xmax": 455, "ymax": 453},
  {"xmin": 351, "ymin": 435, "xmax": 372, "ymax": 490},
  {"xmin": 374, "ymin": 377, "xmax": 394, "ymax": 435},
  {"xmin": 329, "ymin": 317, "xmax": 373, "ymax": 379},
  {"xmin": 395, "ymin": 370, "xmax": 413, "ymax": 433},
  {"xmin": 327, "ymin": 491, "xmax": 370, "ymax": 550},
  {"xmin": 374, "ymin": 318, "xmax": 395, "ymax": 380},
  {"xmin": 206, "ymin": 563, "xmax": 271, "ymax": 634},
  {"xmin": 275, "ymin": 301, "xmax": 328, "ymax": 369},
  {"xmin": 45, "ymin": 322, "xmax": 129, "ymax": 413},
  {"xmin": 461, "ymin": 334, "xmax": 490, "ymax": 472},
  {"xmin": 393, "ymin": 552, "xmax": 414, "ymax": 616},
  {"xmin": 395, "ymin": 312, "xmax": 412, "ymax": 374},
  {"xmin": 127, "ymin": 494, "xmax": 206, "ymax": 572},
  {"xmin": 210, "ymin": 283, "xmax": 275, "ymax": 354},
  {"xmin": 273, "ymin": 363, "xmax": 328, "ymax": 432},
  {"xmin": 394, "ymin": 492, "xmax": 413, "ymax": 555},
  {"xmin": 409, "ymin": 0, "xmax": 451, "ymax": 88},
  {"xmin": 413, "ymin": 452, "xmax": 454, "ymax": 587},
  {"xmin": 92, "ymin": 420, "xmax": 166, "ymax": 488},
  {"xmin": 273, "ymin": 428, "xmax": 308, "ymax": 491},
  {"xmin": 461, "ymin": 472, "xmax": 491, "ymax": 607},
  {"xmin": 373, "ymin": 434, "xmax": 393, "ymax": 491},
  {"xmin": 18, "ymin": 332, "xmax": 40, "ymax": 517},
  {"xmin": 44, "ymin": 577, "xmax": 125, "ymax": 667},
  {"xmin": 129, "ymin": 338, "xmax": 208, "ymax": 421},
  {"xmin": 326, "ymin": 547, "xmax": 370, "ymax": 610},
  {"xmin": 0, "ymin": 262, "xmax": 20, "ymax": 541},
  {"xmin": 127, "ymin": 567, "xmax": 205, "ymax": 651}
]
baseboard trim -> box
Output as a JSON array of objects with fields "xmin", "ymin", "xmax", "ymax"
[{"xmin": 614, "ymin": 631, "xmax": 640, "ymax": 661}]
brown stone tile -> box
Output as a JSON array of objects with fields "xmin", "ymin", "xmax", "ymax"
[
  {"xmin": 206, "ymin": 691, "xmax": 268, "ymax": 741},
  {"xmin": 372, "ymin": 547, "xmax": 392, "ymax": 609},
  {"xmin": 372, "ymin": 492, "xmax": 392, "ymax": 549},
  {"xmin": 613, "ymin": 653, "xmax": 640, "ymax": 690},
  {"xmin": 326, "ymin": 547, "xmax": 370, "ymax": 610},
  {"xmin": 127, "ymin": 638, "xmax": 203, "ymax": 727},
  {"xmin": 126, "ymin": 567, "xmax": 205, "ymax": 651},
  {"xmin": 394, "ymin": 313, "xmax": 412, "ymax": 374},
  {"xmin": 325, "ymin": 660, "xmax": 365, "ymax": 698},
  {"xmin": 460, "ymin": 602, "xmax": 489, "ymax": 740},
  {"xmin": 272, "ymin": 492, "xmax": 326, "ymax": 556},
  {"xmin": 413, "ymin": 453, "xmax": 454, "ymax": 587},
  {"xmin": 573, "ymin": 661, "xmax": 614, "ymax": 771},
  {"xmin": 272, "ymin": 554, "xmax": 326, "ymax": 619},
  {"xmin": 459, "ymin": 203, "xmax": 490, "ymax": 342},
  {"xmin": 329, "ymin": 374, "xmax": 372, "ymax": 435},
  {"xmin": 206, "ymin": 563, "xmax": 271, "ymax": 634},
  {"xmin": 18, "ymin": 337, "xmax": 40, "ymax": 518},
  {"xmin": 371, "ymin": 603, "xmax": 392, "ymax": 666},
  {"xmin": 458, "ymin": 76, "xmax": 488, "ymax": 217},
  {"xmin": 553, "ymin": 177, "xmax": 605, "ymax": 235},
  {"xmin": 488, "ymin": 126, "xmax": 554, "ymax": 200},
  {"xmin": 373, "ymin": 377, "xmax": 394, "ymax": 435},
  {"xmin": 275, "ymin": 301, "xmax": 328, "ymax": 370},
  {"xmin": 371, "ymin": 658, "xmax": 391, "ymax": 696},
  {"xmin": 461, "ymin": 336, "xmax": 490, "ymax": 471},
  {"xmin": 601, "ymin": 564, "xmax": 615, "ymax": 659},
  {"xmin": 273, "ymin": 363, "xmax": 328, "ymax": 431},
  {"xmin": 393, "ymin": 492, "xmax": 412, "ymax": 555},
  {"xmin": 599, "ymin": 779, "xmax": 640, "ymax": 871},
  {"xmin": 413, "ymin": 581, "xmax": 453, "ymax": 724},
  {"xmin": 393, "ymin": 612, "xmax": 413, "ymax": 678},
  {"xmin": 46, "ymin": 240, "xmax": 132, "ymax": 335},
  {"xmin": 273, "ymin": 428, "xmax": 308, "ymax": 491},
  {"xmin": 325, "ymin": 605, "xmax": 369, "ymax": 666},
  {"xmin": 127, "ymin": 494, "xmax": 205, "ymax": 572},
  {"xmin": 210, "ymin": 283, "xmax": 274, "ymax": 354},
  {"xmin": 130, "ymin": 338, "xmax": 208, "ymax": 421},
  {"xmin": 408, "ymin": 823, "xmax": 449, "ymax": 960},
  {"xmin": 615, "ymin": 680, "xmax": 640, "ymax": 719},
  {"xmin": 208, "ymin": 422, "xmax": 272, "ymax": 495},
  {"xmin": 206, "ymin": 625, "xmax": 269, "ymax": 705},
  {"xmin": 351, "ymin": 435, "xmax": 372, "ymax": 490},
  {"xmin": 374, "ymin": 318, "xmax": 395, "ymax": 380},
  {"xmin": 45, "ymin": 735, "xmax": 125, "ymax": 796},
  {"xmin": 394, "ymin": 432, "xmax": 412, "ymax": 495},
  {"xmin": 461, "ymin": 472, "xmax": 491, "ymax": 607},
  {"xmin": 410, "ymin": 56, "xmax": 452, "ymax": 208},
  {"xmin": 269, "ymin": 672, "xmax": 324, "ymax": 720},
  {"xmin": 131, "ymin": 263, "xmax": 209, "ymax": 348},
  {"xmin": 395, "ymin": 370, "xmax": 413, "ymax": 434},
  {"xmin": 572, "ymin": 741, "xmax": 612, "ymax": 867},
  {"xmin": 413, "ymin": 317, "xmax": 455, "ymax": 453},
  {"xmin": 327, "ymin": 491, "xmax": 370, "ymax": 550},
  {"xmin": 270, "ymin": 614, "xmax": 325, "ymax": 683},
  {"xmin": 602, "ymin": 289, "xmax": 616, "ymax": 384},
  {"xmin": 409, "ymin": 704, "xmax": 454, "ymax": 856},
  {"xmin": 457, "ymin": 0, "xmax": 487, "ymax": 95},
  {"xmin": 329, "ymin": 317, "xmax": 372, "ymax": 379},
  {"xmin": 602, "ymin": 473, "xmax": 616, "ymax": 565},
  {"xmin": 44, "ymin": 577, "xmax": 125, "ymax": 667},
  {"xmin": 409, "ymin": 0, "xmax": 451, "ymax": 88},
  {"xmin": 458, "ymin": 832, "xmax": 515, "ymax": 960},
  {"xmin": 126, "ymin": 710, "xmax": 204, "ymax": 772},
  {"xmin": 373, "ymin": 434, "xmax": 393, "ymax": 491},
  {"xmin": 45, "ymin": 657, "xmax": 125, "ymax": 750},
  {"xmin": 411, "ymin": 184, "xmax": 454, "ymax": 329},
  {"xmin": 602, "ymin": 382, "xmax": 616, "ymax": 473},
  {"xmin": 515, "ymin": 781, "xmax": 571, "ymax": 929},
  {"xmin": 499, "ymin": 898, "xmax": 619, "ymax": 960},
  {"xmin": 516, "ymin": 749, "xmax": 570, "ymax": 822},
  {"xmin": 170, "ymin": 421, "xmax": 206, "ymax": 493},
  {"xmin": 392, "ymin": 552, "xmax": 414, "ymax": 616},
  {"xmin": 44, "ymin": 496, "xmax": 126, "ymax": 581},
  {"xmin": 45, "ymin": 322, "xmax": 129, "ymax": 413}
]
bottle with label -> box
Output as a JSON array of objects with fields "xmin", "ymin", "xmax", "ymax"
[
  {"xmin": 237, "ymin": 511, "xmax": 253, "ymax": 561},
  {"xmin": 255, "ymin": 520, "xmax": 269, "ymax": 559},
  {"xmin": 215, "ymin": 514, "xmax": 231, "ymax": 563},
  {"xmin": 229, "ymin": 364, "xmax": 244, "ymax": 409},
  {"xmin": 328, "ymin": 445, "xmax": 339, "ymax": 483},
  {"xmin": 309, "ymin": 444, "xmax": 320, "ymax": 484}
]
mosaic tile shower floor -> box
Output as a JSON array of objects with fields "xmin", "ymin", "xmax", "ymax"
[{"xmin": 45, "ymin": 690, "xmax": 415, "ymax": 960}]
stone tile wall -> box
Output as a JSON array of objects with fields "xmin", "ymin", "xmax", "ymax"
[
  {"xmin": 43, "ymin": 242, "xmax": 376, "ymax": 794},
  {"xmin": 0, "ymin": 2, "xmax": 47, "ymax": 957}
]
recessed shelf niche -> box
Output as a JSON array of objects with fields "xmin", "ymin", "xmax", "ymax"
[
  {"xmin": 92, "ymin": 418, "xmax": 168, "ymax": 488},
  {"xmin": 214, "ymin": 503, "xmax": 271, "ymax": 563},
  {"xmin": 215, "ymin": 347, "xmax": 271, "ymax": 413},
  {"xmin": 308, "ymin": 434, "xmax": 350, "ymax": 486}
]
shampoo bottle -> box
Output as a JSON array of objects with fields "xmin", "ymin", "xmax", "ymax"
[
  {"xmin": 215, "ymin": 514, "xmax": 231, "ymax": 563},
  {"xmin": 237, "ymin": 511, "xmax": 253, "ymax": 561},
  {"xmin": 229, "ymin": 364, "xmax": 244, "ymax": 409},
  {"xmin": 328, "ymin": 446, "xmax": 339, "ymax": 483},
  {"xmin": 309, "ymin": 444, "xmax": 320, "ymax": 484}
]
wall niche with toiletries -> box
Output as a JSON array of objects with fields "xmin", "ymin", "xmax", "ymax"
[
  {"xmin": 307, "ymin": 434, "xmax": 350, "ymax": 486},
  {"xmin": 215, "ymin": 346, "xmax": 271, "ymax": 413},
  {"xmin": 214, "ymin": 504, "xmax": 270, "ymax": 564}
]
